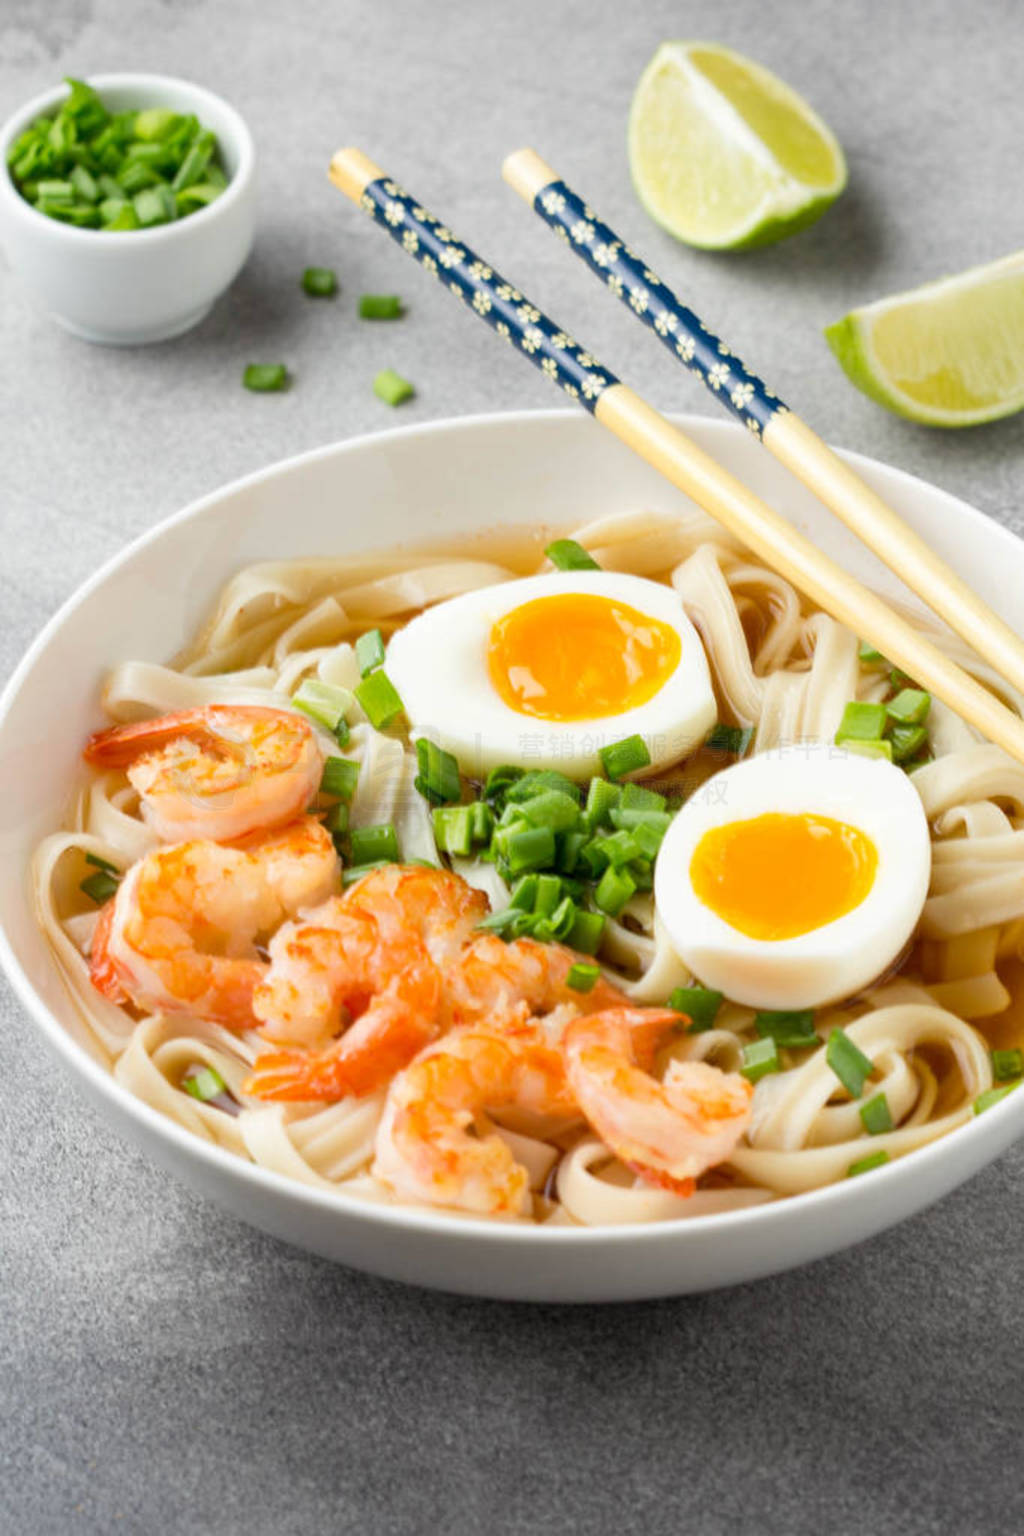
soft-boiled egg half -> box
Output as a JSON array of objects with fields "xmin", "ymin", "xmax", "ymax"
[
  {"xmin": 654, "ymin": 744, "xmax": 931, "ymax": 1011},
  {"xmin": 386, "ymin": 571, "xmax": 716, "ymax": 779}
]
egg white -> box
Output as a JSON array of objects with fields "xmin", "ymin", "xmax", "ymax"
[
  {"xmin": 653, "ymin": 743, "xmax": 932, "ymax": 1011},
  {"xmin": 386, "ymin": 571, "xmax": 716, "ymax": 779}
]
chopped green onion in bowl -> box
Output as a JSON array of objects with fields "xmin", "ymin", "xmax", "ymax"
[{"xmin": 7, "ymin": 77, "xmax": 230, "ymax": 230}]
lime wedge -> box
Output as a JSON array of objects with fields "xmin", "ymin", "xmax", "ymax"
[
  {"xmin": 825, "ymin": 253, "xmax": 1024, "ymax": 426},
  {"xmin": 628, "ymin": 41, "xmax": 847, "ymax": 250}
]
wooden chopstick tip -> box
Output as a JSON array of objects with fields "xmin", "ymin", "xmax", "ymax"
[
  {"xmin": 502, "ymin": 147, "xmax": 558, "ymax": 204},
  {"xmin": 328, "ymin": 147, "xmax": 384, "ymax": 203}
]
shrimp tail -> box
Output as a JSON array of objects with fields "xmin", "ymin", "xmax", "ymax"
[{"xmin": 83, "ymin": 711, "xmax": 208, "ymax": 767}]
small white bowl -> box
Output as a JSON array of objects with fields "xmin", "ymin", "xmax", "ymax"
[
  {"xmin": 0, "ymin": 72, "xmax": 255, "ymax": 345},
  {"xmin": 2, "ymin": 411, "xmax": 1024, "ymax": 1300}
]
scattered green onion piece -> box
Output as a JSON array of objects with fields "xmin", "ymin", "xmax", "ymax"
[
  {"xmin": 755, "ymin": 1009, "xmax": 818, "ymax": 1049},
  {"xmin": 374, "ymin": 368, "xmax": 415, "ymax": 406},
  {"xmin": 79, "ymin": 871, "xmax": 118, "ymax": 904},
  {"xmin": 556, "ymin": 828, "xmax": 588, "ymax": 874},
  {"xmin": 585, "ymin": 776, "xmax": 621, "ymax": 828},
  {"xmin": 291, "ymin": 679, "xmax": 352, "ymax": 733},
  {"xmin": 508, "ymin": 875, "xmax": 540, "ymax": 911},
  {"xmin": 667, "ymin": 986, "xmax": 724, "ymax": 1033},
  {"xmin": 355, "ymin": 669, "xmax": 404, "ymax": 729},
  {"xmin": 359, "ymin": 293, "xmax": 403, "ymax": 318},
  {"xmin": 302, "ymin": 266, "xmax": 338, "ymax": 297},
  {"xmin": 567, "ymin": 907, "xmax": 605, "ymax": 955},
  {"xmin": 496, "ymin": 824, "xmax": 557, "ymax": 876},
  {"xmin": 483, "ymin": 764, "xmax": 523, "ymax": 804},
  {"xmin": 886, "ymin": 688, "xmax": 931, "ymax": 725},
  {"xmin": 631, "ymin": 818, "xmax": 670, "ymax": 860},
  {"xmin": 324, "ymin": 801, "xmax": 349, "ymax": 837},
  {"xmin": 471, "ymin": 801, "xmax": 493, "ymax": 842},
  {"xmin": 413, "ymin": 738, "xmax": 462, "ymax": 805},
  {"xmin": 519, "ymin": 789, "xmax": 582, "ymax": 832},
  {"xmin": 320, "ymin": 756, "xmax": 360, "ymax": 801},
  {"xmin": 567, "ymin": 962, "xmax": 601, "ymax": 993},
  {"xmin": 992, "ymin": 1048, "xmax": 1023, "ymax": 1083},
  {"xmin": 432, "ymin": 805, "xmax": 473, "ymax": 857},
  {"xmin": 858, "ymin": 642, "xmax": 886, "ymax": 664},
  {"xmin": 243, "ymin": 363, "xmax": 289, "ymax": 393},
  {"xmin": 889, "ymin": 668, "xmax": 914, "ymax": 691},
  {"xmin": 533, "ymin": 873, "xmax": 563, "ymax": 918},
  {"xmin": 349, "ymin": 823, "xmax": 399, "ymax": 865},
  {"xmin": 342, "ymin": 860, "xmax": 393, "ymax": 886},
  {"xmin": 836, "ymin": 701, "xmax": 887, "ymax": 741},
  {"xmin": 705, "ymin": 723, "xmax": 753, "ymax": 755},
  {"xmin": 544, "ymin": 538, "xmax": 600, "ymax": 571},
  {"xmin": 594, "ymin": 829, "xmax": 641, "ymax": 867},
  {"xmin": 974, "ymin": 1084, "xmax": 1020, "ymax": 1116},
  {"xmin": 355, "ymin": 628, "xmax": 386, "ymax": 676},
  {"xmin": 506, "ymin": 769, "xmax": 582, "ymax": 805},
  {"xmin": 847, "ymin": 1150, "xmax": 890, "ymax": 1177},
  {"xmin": 84, "ymin": 851, "xmax": 119, "ymax": 876},
  {"xmin": 741, "ymin": 1037, "xmax": 780, "ymax": 1083},
  {"xmin": 839, "ymin": 738, "xmax": 894, "ymax": 761},
  {"xmin": 134, "ymin": 107, "xmax": 179, "ymax": 142},
  {"xmin": 599, "ymin": 734, "xmax": 651, "ymax": 782},
  {"xmin": 889, "ymin": 723, "xmax": 928, "ymax": 764},
  {"xmin": 547, "ymin": 896, "xmax": 578, "ymax": 942},
  {"xmin": 620, "ymin": 782, "xmax": 666, "ymax": 813},
  {"xmin": 182, "ymin": 1064, "xmax": 228, "ymax": 1102},
  {"xmin": 594, "ymin": 863, "xmax": 636, "ymax": 917},
  {"xmin": 859, "ymin": 1093, "xmax": 893, "ymax": 1135},
  {"xmin": 826, "ymin": 1027, "xmax": 873, "ymax": 1098}
]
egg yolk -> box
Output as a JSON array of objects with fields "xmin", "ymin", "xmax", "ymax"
[
  {"xmin": 487, "ymin": 592, "xmax": 682, "ymax": 722},
  {"xmin": 690, "ymin": 812, "xmax": 878, "ymax": 941}
]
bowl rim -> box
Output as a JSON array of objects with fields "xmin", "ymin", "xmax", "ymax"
[
  {"xmin": 2, "ymin": 405, "xmax": 1023, "ymax": 1248},
  {"xmin": 0, "ymin": 70, "xmax": 255, "ymax": 245}
]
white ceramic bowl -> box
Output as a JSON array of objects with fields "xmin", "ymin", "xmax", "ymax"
[
  {"xmin": 0, "ymin": 73, "xmax": 255, "ymax": 344},
  {"xmin": 2, "ymin": 410, "xmax": 1023, "ymax": 1301}
]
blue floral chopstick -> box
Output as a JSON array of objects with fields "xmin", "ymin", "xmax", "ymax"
[{"xmin": 502, "ymin": 150, "xmax": 788, "ymax": 440}]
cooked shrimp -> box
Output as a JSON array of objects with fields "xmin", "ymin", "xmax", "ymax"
[
  {"xmin": 449, "ymin": 933, "xmax": 629, "ymax": 1025},
  {"xmin": 90, "ymin": 818, "xmax": 340, "ymax": 1027},
  {"xmin": 83, "ymin": 705, "xmax": 323, "ymax": 843},
  {"xmin": 563, "ymin": 1008, "xmax": 753, "ymax": 1195},
  {"xmin": 372, "ymin": 1020, "xmax": 578, "ymax": 1216},
  {"xmin": 244, "ymin": 865, "xmax": 487, "ymax": 1101}
]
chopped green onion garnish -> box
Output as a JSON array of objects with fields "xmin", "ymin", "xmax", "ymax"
[
  {"xmin": 754, "ymin": 1009, "xmax": 818, "ymax": 1049},
  {"xmin": 847, "ymin": 1150, "xmax": 889, "ymax": 1177},
  {"xmin": 509, "ymin": 875, "xmax": 540, "ymax": 910},
  {"xmin": 84, "ymin": 851, "xmax": 120, "ymax": 875},
  {"xmin": 519, "ymin": 790, "xmax": 582, "ymax": 832},
  {"xmin": 974, "ymin": 1083, "xmax": 1020, "ymax": 1116},
  {"xmin": 342, "ymin": 860, "xmax": 393, "ymax": 886},
  {"xmin": 292, "ymin": 678, "xmax": 352, "ymax": 734},
  {"xmin": 414, "ymin": 738, "xmax": 462, "ymax": 805},
  {"xmin": 889, "ymin": 723, "xmax": 928, "ymax": 764},
  {"xmin": 836, "ymin": 701, "xmax": 887, "ymax": 741},
  {"xmin": 992, "ymin": 1048, "xmax": 1023, "ymax": 1083},
  {"xmin": 667, "ymin": 986, "xmax": 724, "ymax": 1033},
  {"xmin": 705, "ymin": 723, "xmax": 754, "ymax": 755},
  {"xmin": 359, "ymin": 293, "xmax": 403, "ymax": 319},
  {"xmin": 471, "ymin": 801, "xmax": 493, "ymax": 842},
  {"xmin": 826, "ymin": 1027, "xmax": 873, "ymax": 1098},
  {"xmin": 355, "ymin": 628, "xmax": 386, "ymax": 676},
  {"xmin": 620, "ymin": 782, "xmax": 667, "ymax": 814},
  {"xmin": 355, "ymin": 669, "xmax": 404, "ymax": 729},
  {"xmin": 567, "ymin": 962, "xmax": 601, "ymax": 993},
  {"xmin": 495, "ymin": 825, "xmax": 557, "ymax": 876},
  {"xmin": 567, "ymin": 908, "xmax": 605, "ymax": 955},
  {"xmin": 838, "ymin": 738, "xmax": 894, "ymax": 762},
  {"xmin": 349, "ymin": 823, "xmax": 399, "ymax": 865},
  {"xmin": 585, "ymin": 776, "xmax": 621, "ymax": 828},
  {"xmin": 182, "ymin": 1064, "xmax": 227, "ymax": 1102},
  {"xmin": 859, "ymin": 1092, "xmax": 893, "ymax": 1135},
  {"xmin": 324, "ymin": 801, "xmax": 349, "ymax": 837},
  {"xmin": 243, "ymin": 363, "xmax": 289, "ymax": 393},
  {"xmin": 483, "ymin": 764, "xmax": 523, "ymax": 804},
  {"xmin": 886, "ymin": 688, "xmax": 931, "ymax": 725},
  {"xmin": 545, "ymin": 538, "xmax": 600, "ymax": 571},
  {"xmin": 432, "ymin": 804, "xmax": 473, "ymax": 856},
  {"xmin": 302, "ymin": 266, "xmax": 338, "ymax": 297},
  {"xmin": 79, "ymin": 871, "xmax": 118, "ymax": 904},
  {"xmin": 858, "ymin": 643, "xmax": 886, "ymax": 664},
  {"xmin": 594, "ymin": 863, "xmax": 636, "ymax": 917},
  {"xmin": 373, "ymin": 368, "xmax": 415, "ymax": 406},
  {"xmin": 533, "ymin": 873, "xmax": 563, "ymax": 918},
  {"xmin": 506, "ymin": 770, "xmax": 582, "ymax": 805},
  {"xmin": 599, "ymin": 734, "xmax": 651, "ymax": 781},
  {"xmin": 320, "ymin": 756, "xmax": 360, "ymax": 801},
  {"xmin": 741, "ymin": 1037, "xmax": 780, "ymax": 1083}
]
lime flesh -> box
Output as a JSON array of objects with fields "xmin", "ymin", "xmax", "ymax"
[{"xmin": 628, "ymin": 41, "xmax": 847, "ymax": 250}]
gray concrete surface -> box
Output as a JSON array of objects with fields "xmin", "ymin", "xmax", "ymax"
[{"xmin": 3, "ymin": 2, "xmax": 1024, "ymax": 1532}]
